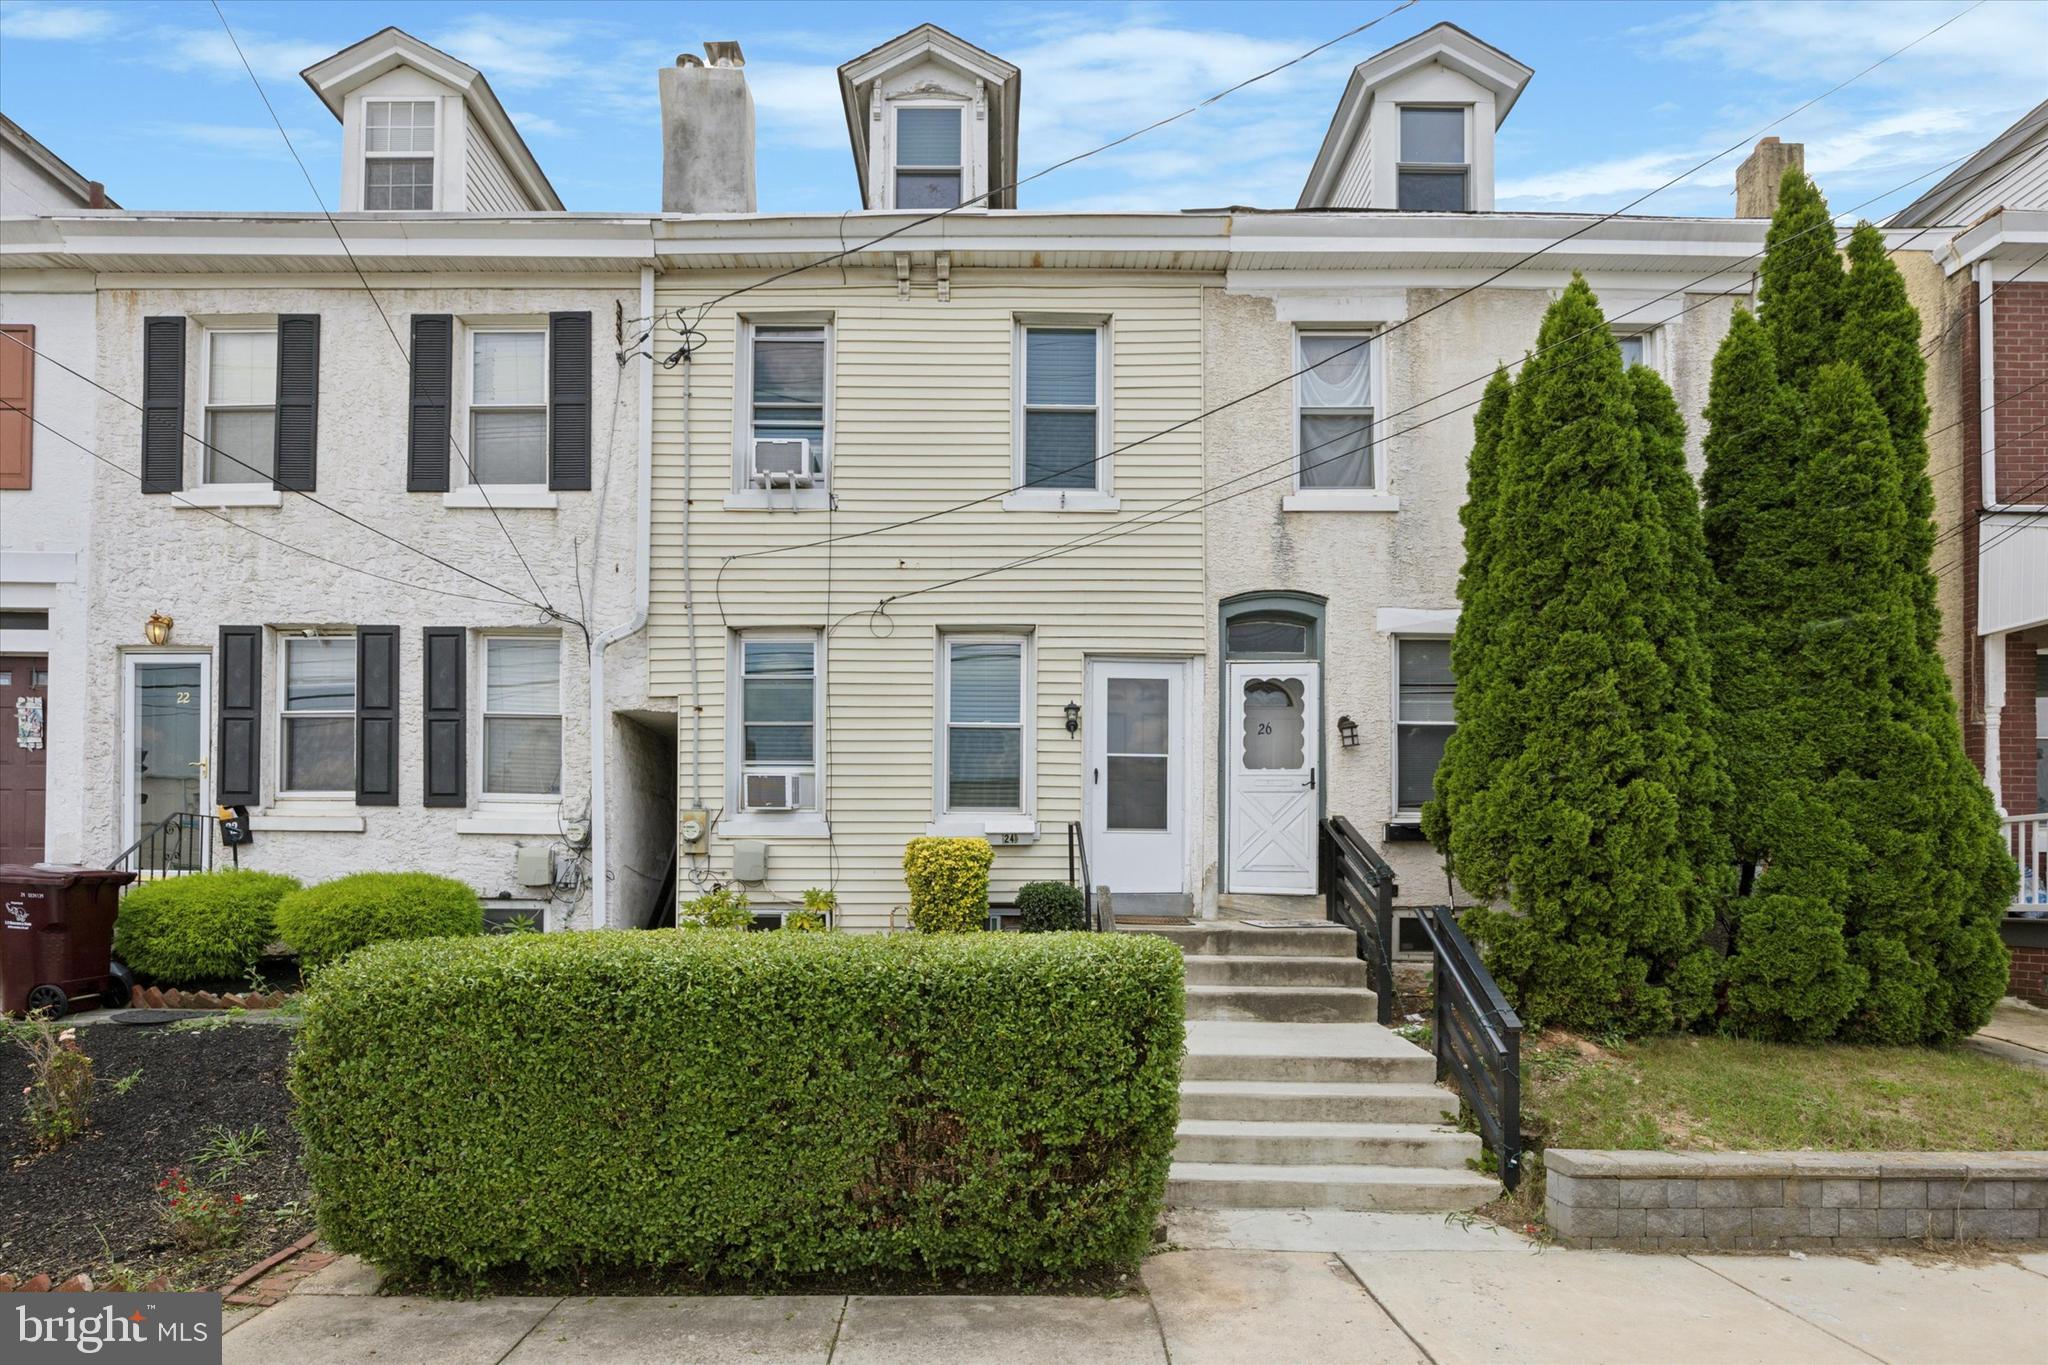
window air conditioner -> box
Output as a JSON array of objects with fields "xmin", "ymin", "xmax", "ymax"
[
  {"xmin": 744, "ymin": 771, "xmax": 797, "ymax": 811},
  {"xmin": 751, "ymin": 438, "xmax": 813, "ymax": 488}
]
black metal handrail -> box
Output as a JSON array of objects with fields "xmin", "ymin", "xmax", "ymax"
[
  {"xmin": 107, "ymin": 811, "xmax": 231, "ymax": 887},
  {"xmin": 1318, "ymin": 816, "xmax": 1396, "ymax": 1025},
  {"xmin": 1413, "ymin": 901, "xmax": 1524, "ymax": 1192},
  {"xmin": 1067, "ymin": 820, "xmax": 1111, "ymax": 931}
]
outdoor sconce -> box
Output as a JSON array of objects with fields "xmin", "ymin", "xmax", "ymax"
[
  {"xmin": 1064, "ymin": 700, "xmax": 1081, "ymax": 737},
  {"xmin": 143, "ymin": 612, "xmax": 174, "ymax": 647},
  {"xmin": 1336, "ymin": 714, "xmax": 1360, "ymax": 749}
]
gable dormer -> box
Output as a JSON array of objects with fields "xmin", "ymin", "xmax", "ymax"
[
  {"xmin": 838, "ymin": 24, "xmax": 1020, "ymax": 211},
  {"xmin": 300, "ymin": 27, "xmax": 563, "ymax": 213},
  {"xmin": 1298, "ymin": 22, "xmax": 1532, "ymax": 212}
]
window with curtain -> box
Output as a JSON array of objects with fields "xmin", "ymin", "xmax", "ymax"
[
  {"xmin": 894, "ymin": 106, "xmax": 962, "ymax": 208},
  {"xmin": 749, "ymin": 325, "xmax": 827, "ymax": 482},
  {"xmin": 1395, "ymin": 637, "xmax": 1456, "ymax": 811},
  {"xmin": 204, "ymin": 329, "xmax": 277, "ymax": 484},
  {"xmin": 1296, "ymin": 332, "xmax": 1375, "ymax": 489},
  {"xmin": 738, "ymin": 636, "xmax": 818, "ymax": 811},
  {"xmin": 281, "ymin": 635, "xmax": 355, "ymax": 793},
  {"xmin": 364, "ymin": 100, "xmax": 435, "ymax": 210},
  {"xmin": 944, "ymin": 638, "xmax": 1024, "ymax": 811},
  {"xmin": 483, "ymin": 636, "xmax": 562, "ymax": 796},
  {"xmin": 1020, "ymin": 326, "xmax": 1101, "ymax": 491},
  {"xmin": 1397, "ymin": 106, "xmax": 1467, "ymax": 212},
  {"xmin": 471, "ymin": 330, "xmax": 547, "ymax": 485}
]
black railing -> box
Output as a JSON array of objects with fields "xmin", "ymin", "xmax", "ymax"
[
  {"xmin": 1318, "ymin": 816, "xmax": 1396, "ymax": 1025},
  {"xmin": 1413, "ymin": 901, "xmax": 1524, "ymax": 1192},
  {"xmin": 107, "ymin": 811, "xmax": 231, "ymax": 887},
  {"xmin": 1067, "ymin": 821, "xmax": 1111, "ymax": 931}
]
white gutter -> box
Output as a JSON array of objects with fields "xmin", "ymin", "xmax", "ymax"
[
  {"xmin": 587, "ymin": 262, "xmax": 656, "ymax": 930},
  {"xmin": 1977, "ymin": 259, "xmax": 1996, "ymax": 513}
]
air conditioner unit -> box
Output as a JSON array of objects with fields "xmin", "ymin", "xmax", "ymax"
[
  {"xmin": 743, "ymin": 771, "xmax": 797, "ymax": 811},
  {"xmin": 751, "ymin": 438, "xmax": 813, "ymax": 488}
]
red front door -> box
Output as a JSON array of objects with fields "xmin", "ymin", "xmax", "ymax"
[{"xmin": 0, "ymin": 655, "xmax": 48, "ymax": 864}]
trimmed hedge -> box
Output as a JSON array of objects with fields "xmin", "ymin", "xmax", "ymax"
[
  {"xmin": 112, "ymin": 870, "xmax": 301, "ymax": 984},
  {"xmin": 291, "ymin": 930, "xmax": 1184, "ymax": 1281},
  {"xmin": 274, "ymin": 872, "xmax": 483, "ymax": 967},
  {"xmin": 1016, "ymin": 881, "xmax": 1087, "ymax": 933},
  {"xmin": 903, "ymin": 837, "xmax": 993, "ymax": 932}
]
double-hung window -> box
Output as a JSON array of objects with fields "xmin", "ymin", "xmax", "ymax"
[
  {"xmin": 1394, "ymin": 637, "xmax": 1456, "ymax": 813},
  {"xmin": 736, "ymin": 635, "xmax": 820, "ymax": 813},
  {"xmin": 942, "ymin": 637, "xmax": 1026, "ymax": 813},
  {"xmin": 745, "ymin": 323, "xmax": 828, "ymax": 489},
  {"xmin": 281, "ymin": 634, "xmax": 355, "ymax": 795},
  {"xmin": 470, "ymin": 329, "xmax": 547, "ymax": 485},
  {"xmin": 364, "ymin": 100, "xmax": 435, "ymax": 210},
  {"xmin": 1614, "ymin": 328, "xmax": 1661, "ymax": 374},
  {"xmin": 1017, "ymin": 324, "xmax": 1105, "ymax": 494},
  {"xmin": 1296, "ymin": 331, "xmax": 1376, "ymax": 489},
  {"xmin": 482, "ymin": 636, "xmax": 562, "ymax": 797},
  {"xmin": 1397, "ymin": 106, "xmax": 1468, "ymax": 212},
  {"xmin": 203, "ymin": 329, "xmax": 277, "ymax": 485},
  {"xmin": 894, "ymin": 106, "xmax": 963, "ymax": 209}
]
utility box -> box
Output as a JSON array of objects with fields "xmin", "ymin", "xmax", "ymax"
[
  {"xmin": 731, "ymin": 841, "xmax": 767, "ymax": 883},
  {"xmin": 514, "ymin": 845, "xmax": 554, "ymax": 887}
]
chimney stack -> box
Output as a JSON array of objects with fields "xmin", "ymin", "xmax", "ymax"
[
  {"xmin": 660, "ymin": 41, "xmax": 756, "ymax": 214},
  {"xmin": 1735, "ymin": 137, "xmax": 1805, "ymax": 218}
]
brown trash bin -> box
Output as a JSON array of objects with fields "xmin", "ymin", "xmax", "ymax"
[{"xmin": 0, "ymin": 865, "xmax": 137, "ymax": 1018}]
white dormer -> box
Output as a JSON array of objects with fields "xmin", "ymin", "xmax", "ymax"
[
  {"xmin": 838, "ymin": 24, "xmax": 1020, "ymax": 212},
  {"xmin": 300, "ymin": 27, "xmax": 563, "ymax": 213},
  {"xmin": 1298, "ymin": 22, "xmax": 1532, "ymax": 212}
]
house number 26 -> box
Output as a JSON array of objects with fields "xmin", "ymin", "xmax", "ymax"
[{"xmin": 1257, "ymin": 721, "xmax": 1273, "ymax": 735}]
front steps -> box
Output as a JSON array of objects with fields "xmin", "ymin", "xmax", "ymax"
[{"xmin": 1128, "ymin": 921, "xmax": 1497, "ymax": 1214}]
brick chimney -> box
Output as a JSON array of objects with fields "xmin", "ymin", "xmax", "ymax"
[
  {"xmin": 660, "ymin": 42, "xmax": 756, "ymax": 214},
  {"xmin": 1735, "ymin": 137, "xmax": 1805, "ymax": 218}
]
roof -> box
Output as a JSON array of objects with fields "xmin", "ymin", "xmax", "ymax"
[
  {"xmin": 299, "ymin": 26, "xmax": 563, "ymax": 212},
  {"xmin": 0, "ymin": 111, "xmax": 117, "ymax": 209},
  {"xmin": 1890, "ymin": 97, "xmax": 2048, "ymax": 228},
  {"xmin": 1298, "ymin": 21, "xmax": 1534, "ymax": 210},
  {"xmin": 837, "ymin": 24, "xmax": 1021, "ymax": 210}
]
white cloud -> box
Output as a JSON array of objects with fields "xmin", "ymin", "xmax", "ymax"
[
  {"xmin": 1659, "ymin": 0, "xmax": 2048, "ymax": 91},
  {"xmin": 507, "ymin": 111, "xmax": 566, "ymax": 138},
  {"xmin": 153, "ymin": 26, "xmax": 333, "ymax": 84},
  {"xmin": 155, "ymin": 122, "xmax": 333, "ymax": 161},
  {"xmin": 0, "ymin": 4, "xmax": 119, "ymax": 40}
]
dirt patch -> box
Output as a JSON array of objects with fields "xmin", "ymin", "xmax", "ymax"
[{"xmin": 1, "ymin": 1020, "xmax": 312, "ymax": 1288}]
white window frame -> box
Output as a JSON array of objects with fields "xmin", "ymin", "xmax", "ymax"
[
  {"xmin": 1285, "ymin": 327, "xmax": 1394, "ymax": 512},
  {"xmin": 478, "ymin": 632, "xmax": 563, "ymax": 804},
  {"xmin": 723, "ymin": 630, "xmax": 829, "ymax": 837},
  {"xmin": 891, "ymin": 102, "xmax": 966, "ymax": 211},
  {"xmin": 1395, "ymin": 104, "xmax": 1471, "ymax": 212},
  {"xmin": 933, "ymin": 632, "xmax": 1034, "ymax": 827},
  {"xmin": 276, "ymin": 632, "xmax": 357, "ymax": 800},
  {"xmin": 1390, "ymin": 634, "xmax": 1456, "ymax": 818},
  {"xmin": 362, "ymin": 98, "xmax": 438, "ymax": 212},
  {"xmin": 727, "ymin": 314, "xmax": 833, "ymax": 511},
  {"xmin": 1007, "ymin": 317, "xmax": 1115, "ymax": 512},
  {"xmin": 1614, "ymin": 326, "xmax": 1665, "ymax": 377},
  {"xmin": 452, "ymin": 324, "xmax": 554, "ymax": 506},
  {"xmin": 198, "ymin": 326, "xmax": 278, "ymax": 494}
]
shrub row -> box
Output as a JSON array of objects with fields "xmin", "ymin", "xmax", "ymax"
[{"xmin": 291, "ymin": 929, "xmax": 1185, "ymax": 1281}]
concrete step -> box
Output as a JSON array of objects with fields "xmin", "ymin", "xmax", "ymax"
[
  {"xmin": 1178, "ymin": 1079, "xmax": 1458, "ymax": 1125},
  {"xmin": 1124, "ymin": 922, "xmax": 1357, "ymax": 959},
  {"xmin": 1174, "ymin": 1119, "xmax": 1482, "ymax": 1167},
  {"xmin": 1182, "ymin": 954, "xmax": 1371, "ymax": 989},
  {"xmin": 1167, "ymin": 1161, "xmax": 1499, "ymax": 1213},
  {"xmin": 1186, "ymin": 984, "xmax": 1374, "ymax": 1024},
  {"xmin": 1183, "ymin": 1021, "xmax": 1436, "ymax": 1085}
]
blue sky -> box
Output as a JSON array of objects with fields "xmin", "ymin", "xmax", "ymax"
[{"xmin": 1, "ymin": 0, "xmax": 2042, "ymax": 219}]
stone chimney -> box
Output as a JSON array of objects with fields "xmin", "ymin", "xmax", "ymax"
[
  {"xmin": 1735, "ymin": 137, "xmax": 1805, "ymax": 218},
  {"xmin": 660, "ymin": 42, "xmax": 756, "ymax": 214}
]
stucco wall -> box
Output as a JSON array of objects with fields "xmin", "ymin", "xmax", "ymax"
[{"xmin": 1897, "ymin": 251, "xmax": 1973, "ymax": 711}]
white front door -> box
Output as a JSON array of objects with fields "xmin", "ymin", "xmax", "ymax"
[
  {"xmin": 122, "ymin": 653, "xmax": 211, "ymax": 863},
  {"xmin": 1085, "ymin": 659, "xmax": 1185, "ymax": 894},
  {"xmin": 1226, "ymin": 661, "xmax": 1320, "ymax": 894}
]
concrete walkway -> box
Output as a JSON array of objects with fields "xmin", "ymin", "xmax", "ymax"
[
  {"xmin": 1968, "ymin": 998, "xmax": 2048, "ymax": 1073},
  {"xmin": 221, "ymin": 1218, "xmax": 2048, "ymax": 1364}
]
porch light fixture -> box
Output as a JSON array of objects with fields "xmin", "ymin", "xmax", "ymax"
[
  {"xmin": 1064, "ymin": 700, "xmax": 1081, "ymax": 737},
  {"xmin": 143, "ymin": 612, "xmax": 174, "ymax": 647},
  {"xmin": 1336, "ymin": 714, "xmax": 1360, "ymax": 749}
]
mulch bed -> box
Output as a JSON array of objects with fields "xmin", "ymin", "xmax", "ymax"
[{"xmin": 1, "ymin": 1020, "xmax": 314, "ymax": 1288}]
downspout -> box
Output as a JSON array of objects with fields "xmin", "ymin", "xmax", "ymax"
[{"xmin": 588, "ymin": 262, "xmax": 657, "ymax": 930}]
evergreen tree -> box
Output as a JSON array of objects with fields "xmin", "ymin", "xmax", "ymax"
[{"xmin": 1756, "ymin": 167, "xmax": 1844, "ymax": 391}]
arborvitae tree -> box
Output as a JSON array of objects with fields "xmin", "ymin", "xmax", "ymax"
[
  {"xmin": 1756, "ymin": 166, "xmax": 1843, "ymax": 391},
  {"xmin": 1439, "ymin": 278, "xmax": 1722, "ymax": 1034}
]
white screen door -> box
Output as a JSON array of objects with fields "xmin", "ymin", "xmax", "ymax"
[
  {"xmin": 1226, "ymin": 661, "xmax": 1319, "ymax": 893},
  {"xmin": 1086, "ymin": 659, "xmax": 1185, "ymax": 894},
  {"xmin": 123, "ymin": 653, "xmax": 211, "ymax": 864}
]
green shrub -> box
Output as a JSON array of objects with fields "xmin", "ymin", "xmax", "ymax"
[
  {"xmin": 292, "ymin": 930, "xmax": 1184, "ymax": 1281},
  {"xmin": 114, "ymin": 870, "xmax": 301, "ymax": 983},
  {"xmin": 680, "ymin": 886, "xmax": 752, "ymax": 930},
  {"xmin": 274, "ymin": 872, "xmax": 483, "ymax": 967},
  {"xmin": 1016, "ymin": 881, "xmax": 1086, "ymax": 933},
  {"xmin": 903, "ymin": 837, "xmax": 993, "ymax": 932}
]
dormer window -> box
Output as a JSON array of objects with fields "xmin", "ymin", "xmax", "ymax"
[
  {"xmin": 895, "ymin": 106, "xmax": 964, "ymax": 209},
  {"xmin": 364, "ymin": 99, "xmax": 436, "ymax": 210},
  {"xmin": 1397, "ymin": 107, "xmax": 1468, "ymax": 211}
]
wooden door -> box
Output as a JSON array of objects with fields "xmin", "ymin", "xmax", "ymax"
[{"xmin": 0, "ymin": 655, "xmax": 48, "ymax": 864}]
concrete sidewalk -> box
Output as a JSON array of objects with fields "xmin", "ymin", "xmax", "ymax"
[{"xmin": 222, "ymin": 1216, "xmax": 2048, "ymax": 1365}]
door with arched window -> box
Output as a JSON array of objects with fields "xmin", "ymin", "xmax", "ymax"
[{"xmin": 1221, "ymin": 597, "xmax": 1322, "ymax": 894}]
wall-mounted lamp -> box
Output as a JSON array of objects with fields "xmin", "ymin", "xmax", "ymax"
[
  {"xmin": 1336, "ymin": 714, "xmax": 1360, "ymax": 749},
  {"xmin": 1064, "ymin": 700, "xmax": 1081, "ymax": 737},
  {"xmin": 143, "ymin": 612, "xmax": 174, "ymax": 647}
]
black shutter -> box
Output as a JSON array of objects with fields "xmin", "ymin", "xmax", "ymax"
[
  {"xmin": 548, "ymin": 310, "xmax": 592, "ymax": 491},
  {"xmin": 355, "ymin": 625, "xmax": 399, "ymax": 807},
  {"xmin": 422, "ymin": 627, "xmax": 466, "ymax": 807},
  {"xmin": 217, "ymin": 626, "xmax": 262, "ymax": 805},
  {"xmin": 141, "ymin": 316, "xmax": 185, "ymax": 493},
  {"xmin": 273, "ymin": 315, "xmax": 320, "ymax": 492},
  {"xmin": 407, "ymin": 315, "xmax": 453, "ymax": 492}
]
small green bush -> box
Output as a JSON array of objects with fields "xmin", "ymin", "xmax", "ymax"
[
  {"xmin": 1016, "ymin": 881, "xmax": 1087, "ymax": 933},
  {"xmin": 680, "ymin": 886, "xmax": 752, "ymax": 930},
  {"xmin": 292, "ymin": 930, "xmax": 1184, "ymax": 1281},
  {"xmin": 903, "ymin": 837, "xmax": 993, "ymax": 932},
  {"xmin": 274, "ymin": 872, "xmax": 483, "ymax": 967},
  {"xmin": 113, "ymin": 870, "xmax": 301, "ymax": 984}
]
